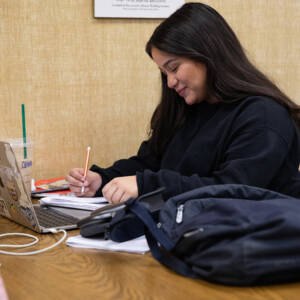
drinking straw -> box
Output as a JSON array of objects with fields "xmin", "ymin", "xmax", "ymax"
[{"xmin": 21, "ymin": 103, "xmax": 27, "ymax": 159}]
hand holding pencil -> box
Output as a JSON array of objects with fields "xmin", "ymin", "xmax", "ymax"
[{"xmin": 65, "ymin": 147, "xmax": 102, "ymax": 197}]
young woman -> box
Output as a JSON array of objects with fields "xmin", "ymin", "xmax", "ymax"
[{"xmin": 66, "ymin": 2, "xmax": 300, "ymax": 203}]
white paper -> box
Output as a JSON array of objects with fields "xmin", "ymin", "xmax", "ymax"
[
  {"xmin": 94, "ymin": 0, "xmax": 184, "ymax": 19},
  {"xmin": 41, "ymin": 195, "xmax": 107, "ymax": 203},
  {"xmin": 66, "ymin": 235, "xmax": 149, "ymax": 254},
  {"xmin": 39, "ymin": 195, "xmax": 108, "ymax": 211}
]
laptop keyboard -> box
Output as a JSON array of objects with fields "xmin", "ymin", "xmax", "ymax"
[{"xmin": 34, "ymin": 206, "xmax": 78, "ymax": 228}]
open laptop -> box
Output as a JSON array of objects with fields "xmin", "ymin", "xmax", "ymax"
[{"xmin": 0, "ymin": 141, "xmax": 89, "ymax": 233}]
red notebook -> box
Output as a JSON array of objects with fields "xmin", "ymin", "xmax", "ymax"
[{"xmin": 32, "ymin": 177, "xmax": 70, "ymax": 195}]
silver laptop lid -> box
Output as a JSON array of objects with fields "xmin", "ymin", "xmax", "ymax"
[{"xmin": 0, "ymin": 141, "xmax": 40, "ymax": 232}]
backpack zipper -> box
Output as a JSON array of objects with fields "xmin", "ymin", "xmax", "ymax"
[{"xmin": 176, "ymin": 204, "xmax": 184, "ymax": 223}]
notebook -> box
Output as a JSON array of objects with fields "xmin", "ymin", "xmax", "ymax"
[{"xmin": 0, "ymin": 141, "xmax": 89, "ymax": 233}]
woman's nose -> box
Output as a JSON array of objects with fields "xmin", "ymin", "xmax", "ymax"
[{"xmin": 167, "ymin": 73, "xmax": 178, "ymax": 89}]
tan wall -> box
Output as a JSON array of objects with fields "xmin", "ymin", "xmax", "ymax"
[{"xmin": 0, "ymin": 0, "xmax": 299, "ymax": 180}]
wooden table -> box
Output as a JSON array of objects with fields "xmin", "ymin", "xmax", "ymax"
[{"xmin": 0, "ymin": 216, "xmax": 299, "ymax": 300}]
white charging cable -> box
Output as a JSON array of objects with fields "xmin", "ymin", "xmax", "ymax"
[{"xmin": 0, "ymin": 229, "xmax": 67, "ymax": 256}]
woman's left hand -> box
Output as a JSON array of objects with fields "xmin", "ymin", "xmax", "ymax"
[{"xmin": 102, "ymin": 176, "xmax": 138, "ymax": 204}]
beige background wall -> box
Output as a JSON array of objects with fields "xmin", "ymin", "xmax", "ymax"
[{"xmin": 0, "ymin": 0, "xmax": 299, "ymax": 180}]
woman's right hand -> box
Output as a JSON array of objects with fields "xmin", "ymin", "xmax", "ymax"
[{"xmin": 65, "ymin": 168, "xmax": 102, "ymax": 197}]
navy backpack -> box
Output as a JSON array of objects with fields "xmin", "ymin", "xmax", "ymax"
[
  {"xmin": 78, "ymin": 184, "xmax": 300, "ymax": 286},
  {"xmin": 123, "ymin": 184, "xmax": 300, "ymax": 286}
]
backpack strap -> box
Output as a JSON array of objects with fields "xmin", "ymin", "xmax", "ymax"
[
  {"xmin": 126, "ymin": 199, "xmax": 174, "ymax": 250},
  {"xmin": 127, "ymin": 199, "xmax": 199, "ymax": 278}
]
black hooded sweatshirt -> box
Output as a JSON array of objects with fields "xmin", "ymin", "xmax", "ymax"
[{"xmin": 91, "ymin": 96, "xmax": 300, "ymax": 200}]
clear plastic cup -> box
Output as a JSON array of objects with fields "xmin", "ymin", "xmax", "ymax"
[{"xmin": 6, "ymin": 138, "xmax": 33, "ymax": 195}]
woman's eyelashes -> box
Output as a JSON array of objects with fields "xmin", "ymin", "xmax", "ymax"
[
  {"xmin": 167, "ymin": 63, "xmax": 179, "ymax": 73},
  {"xmin": 159, "ymin": 62, "xmax": 179, "ymax": 76}
]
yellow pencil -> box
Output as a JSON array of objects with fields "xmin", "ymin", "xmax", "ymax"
[{"xmin": 81, "ymin": 146, "xmax": 91, "ymax": 194}]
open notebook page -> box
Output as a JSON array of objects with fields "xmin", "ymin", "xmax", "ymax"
[{"xmin": 39, "ymin": 195, "xmax": 108, "ymax": 211}]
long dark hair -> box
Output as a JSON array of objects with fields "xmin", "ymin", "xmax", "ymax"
[{"xmin": 145, "ymin": 2, "xmax": 300, "ymax": 157}]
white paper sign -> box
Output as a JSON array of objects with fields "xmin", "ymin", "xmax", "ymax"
[{"xmin": 94, "ymin": 0, "xmax": 184, "ymax": 19}]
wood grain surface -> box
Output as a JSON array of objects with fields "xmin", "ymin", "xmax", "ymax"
[{"xmin": 1, "ymin": 216, "xmax": 300, "ymax": 300}]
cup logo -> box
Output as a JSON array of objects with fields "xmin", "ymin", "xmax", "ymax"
[{"xmin": 21, "ymin": 160, "xmax": 32, "ymax": 168}]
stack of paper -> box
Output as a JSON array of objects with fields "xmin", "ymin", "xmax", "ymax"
[
  {"xmin": 66, "ymin": 235, "xmax": 149, "ymax": 254},
  {"xmin": 39, "ymin": 195, "xmax": 108, "ymax": 211}
]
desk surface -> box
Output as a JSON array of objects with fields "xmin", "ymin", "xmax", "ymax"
[{"xmin": 0, "ymin": 217, "xmax": 299, "ymax": 300}]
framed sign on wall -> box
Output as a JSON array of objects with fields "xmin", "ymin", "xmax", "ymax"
[{"xmin": 94, "ymin": 0, "xmax": 185, "ymax": 19}]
